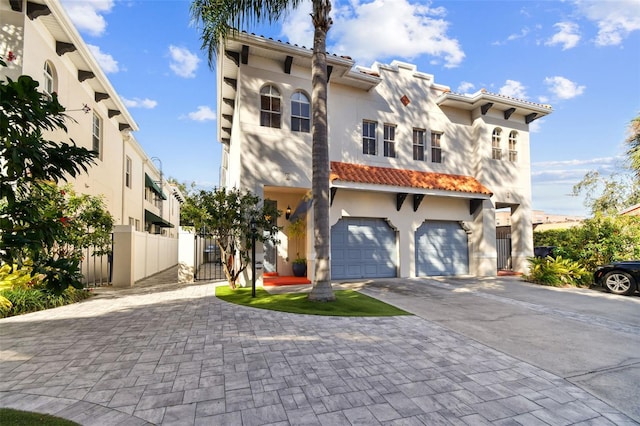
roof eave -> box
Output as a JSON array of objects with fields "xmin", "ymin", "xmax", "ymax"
[
  {"xmin": 331, "ymin": 181, "xmax": 492, "ymax": 199},
  {"xmin": 44, "ymin": 0, "xmax": 139, "ymax": 132}
]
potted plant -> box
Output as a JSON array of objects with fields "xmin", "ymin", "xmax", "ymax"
[{"xmin": 287, "ymin": 218, "xmax": 307, "ymax": 277}]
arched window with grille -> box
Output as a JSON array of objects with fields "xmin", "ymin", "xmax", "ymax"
[
  {"xmin": 492, "ymin": 128, "xmax": 502, "ymax": 160},
  {"xmin": 43, "ymin": 61, "xmax": 56, "ymax": 98},
  {"xmin": 508, "ymin": 131, "xmax": 518, "ymax": 162},
  {"xmin": 291, "ymin": 91, "xmax": 310, "ymax": 132},
  {"xmin": 260, "ymin": 84, "xmax": 281, "ymax": 128}
]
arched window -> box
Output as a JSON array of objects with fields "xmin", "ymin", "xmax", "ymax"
[
  {"xmin": 43, "ymin": 61, "xmax": 56, "ymax": 98},
  {"xmin": 508, "ymin": 131, "xmax": 518, "ymax": 162},
  {"xmin": 492, "ymin": 128, "xmax": 502, "ymax": 160},
  {"xmin": 260, "ymin": 85, "xmax": 281, "ymax": 128},
  {"xmin": 291, "ymin": 91, "xmax": 310, "ymax": 132}
]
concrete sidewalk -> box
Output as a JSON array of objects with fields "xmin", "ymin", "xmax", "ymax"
[{"xmin": 0, "ymin": 274, "xmax": 636, "ymax": 425}]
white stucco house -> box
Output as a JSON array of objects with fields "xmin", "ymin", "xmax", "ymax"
[
  {"xmin": 1, "ymin": 0, "xmax": 183, "ymax": 285},
  {"xmin": 218, "ymin": 31, "xmax": 552, "ymax": 281}
]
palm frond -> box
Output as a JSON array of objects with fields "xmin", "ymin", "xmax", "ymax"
[{"xmin": 190, "ymin": 0, "xmax": 303, "ymax": 68}]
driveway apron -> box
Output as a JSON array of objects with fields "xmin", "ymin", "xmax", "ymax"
[{"xmin": 0, "ymin": 275, "xmax": 637, "ymax": 425}]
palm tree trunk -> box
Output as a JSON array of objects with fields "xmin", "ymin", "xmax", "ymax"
[{"xmin": 308, "ymin": 0, "xmax": 335, "ymax": 302}]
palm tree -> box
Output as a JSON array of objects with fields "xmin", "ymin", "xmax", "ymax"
[{"xmin": 191, "ymin": 0, "xmax": 336, "ymax": 301}]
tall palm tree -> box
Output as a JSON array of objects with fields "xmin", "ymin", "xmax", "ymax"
[{"xmin": 191, "ymin": 0, "xmax": 336, "ymax": 301}]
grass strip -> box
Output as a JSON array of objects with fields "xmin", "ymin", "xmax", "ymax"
[
  {"xmin": 215, "ymin": 286, "xmax": 411, "ymax": 317},
  {"xmin": 0, "ymin": 408, "xmax": 80, "ymax": 425}
]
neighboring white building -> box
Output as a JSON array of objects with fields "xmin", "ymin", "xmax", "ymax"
[
  {"xmin": 1, "ymin": 0, "xmax": 182, "ymax": 285},
  {"xmin": 218, "ymin": 32, "xmax": 552, "ymax": 280}
]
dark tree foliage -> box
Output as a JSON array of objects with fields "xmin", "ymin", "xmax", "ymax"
[{"xmin": 1, "ymin": 58, "xmax": 97, "ymax": 292}]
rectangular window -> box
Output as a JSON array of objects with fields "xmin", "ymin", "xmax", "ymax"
[
  {"xmin": 362, "ymin": 121, "xmax": 377, "ymax": 155},
  {"xmin": 508, "ymin": 134, "xmax": 518, "ymax": 162},
  {"xmin": 135, "ymin": 219, "xmax": 140, "ymax": 232},
  {"xmin": 413, "ymin": 128, "xmax": 425, "ymax": 161},
  {"xmin": 383, "ymin": 124, "xmax": 396, "ymax": 158},
  {"xmin": 92, "ymin": 113, "xmax": 102, "ymax": 159},
  {"xmin": 492, "ymin": 147, "xmax": 502, "ymax": 160},
  {"xmin": 431, "ymin": 132, "xmax": 442, "ymax": 163},
  {"xmin": 125, "ymin": 156, "xmax": 132, "ymax": 188}
]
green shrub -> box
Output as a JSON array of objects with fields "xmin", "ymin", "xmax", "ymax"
[
  {"xmin": 0, "ymin": 295, "xmax": 12, "ymax": 317},
  {"xmin": 525, "ymin": 256, "xmax": 592, "ymax": 287},
  {"xmin": 0, "ymin": 263, "xmax": 43, "ymax": 290},
  {"xmin": 0, "ymin": 285, "xmax": 92, "ymax": 318},
  {"xmin": 534, "ymin": 215, "xmax": 640, "ymax": 271}
]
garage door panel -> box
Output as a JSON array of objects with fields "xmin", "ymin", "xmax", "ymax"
[
  {"xmin": 332, "ymin": 218, "xmax": 397, "ymax": 280},
  {"xmin": 416, "ymin": 221, "xmax": 469, "ymax": 276}
]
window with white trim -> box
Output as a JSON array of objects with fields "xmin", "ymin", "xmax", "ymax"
[
  {"xmin": 508, "ymin": 131, "xmax": 518, "ymax": 162},
  {"xmin": 92, "ymin": 113, "xmax": 102, "ymax": 160},
  {"xmin": 362, "ymin": 120, "xmax": 377, "ymax": 155},
  {"xmin": 125, "ymin": 156, "xmax": 132, "ymax": 188},
  {"xmin": 492, "ymin": 128, "xmax": 502, "ymax": 160},
  {"xmin": 291, "ymin": 91, "xmax": 310, "ymax": 132},
  {"xmin": 431, "ymin": 132, "xmax": 443, "ymax": 163},
  {"xmin": 413, "ymin": 128, "xmax": 425, "ymax": 161},
  {"xmin": 260, "ymin": 85, "xmax": 281, "ymax": 128},
  {"xmin": 43, "ymin": 61, "xmax": 55, "ymax": 98},
  {"xmin": 383, "ymin": 124, "xmax": 396, "ymax": 158}
]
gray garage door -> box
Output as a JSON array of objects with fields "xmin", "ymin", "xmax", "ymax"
[
  {"xmin": 416, "ymin": 221, "xmax": 469, "ymax": 276},
  {"xmin": 331, "ymin": 218, "xmax": 397, "ymax": 279}
]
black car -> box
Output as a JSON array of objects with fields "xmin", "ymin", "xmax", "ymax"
[
  {"xmin": 534, "ymin": 246, "xmax": 556, "ymax": 258},
  {"xmin": 594, "ymin": 260, "xmax": 640, "ymax": 295}
]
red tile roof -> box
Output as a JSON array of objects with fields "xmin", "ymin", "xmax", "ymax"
[{"xmin": 330, "ymin": 162, "xmax": 493, "ymax": 196}]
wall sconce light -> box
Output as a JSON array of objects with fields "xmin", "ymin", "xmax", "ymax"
[
  {"xmin": 67, "ymin": 104, "xmax": 91, "ymax": 114},
  {"xmin": 285, "ymin": 205, "xmax": 291, "ymax": 220}
]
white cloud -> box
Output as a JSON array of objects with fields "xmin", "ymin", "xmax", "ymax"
[
  {"xmin": 499, "ymin": 80, "xmax": 527, "ymax": 99},
  {"xmin": 545, "ymin": 22, "xmax": 581, "ymax": 50},
  {"xmin": 493, "ymin": 27, "xmax": 530, "ymax": 45},
  {"xmin": 280, "ymin": 3, "xmax": 315, "ymax": 49},
  {"xmin": 529, "ymin": 119, "xmax": 543, "ymax": 134},
  {"xmin": 457, "ymin": 81, "xmax": 475, "ymax": 93},
  {"xmin": 187, "ymin": 106, "xmax": 216, "ymax": 122},
  {"xmin": 87, "ymin": 44, "xmax": 119, "ymax": 73},
  {"xmin": 282, "ymin": 0, "xmax": 465, "ymax": 68},
  {"xmin": 121, "ymin": 97, "xmax": 158, "ymax": 109},
  {"xmin": 168, "ymin": 45, "xmax": 200, "ymax": 78},
  {"xmin": 60, "ymin": 0, "xmax": 113, "ymax": 37},
  {"xmin": 544, "ymin": 76, "xmax": 585, "ymax": 100},
  {"xmin": 574, "ymin": 0, "xmax": 640, "ymax": 46}
]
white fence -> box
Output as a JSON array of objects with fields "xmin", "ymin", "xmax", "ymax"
[{"xmin": 112, "ymin": 225, "xmax": 178, "ymax": 287}]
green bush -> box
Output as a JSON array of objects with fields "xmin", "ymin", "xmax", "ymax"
[
  {"xmin": 534, "ymin": 215, "xmax": 640, "ymax": 271},
  {"xmin": 525, "ymin": 256, "xmax": 592, "ymax": 287},
  {"xmin": 0, "ymin": 285, "xmax": 91, "ymax": 318}
]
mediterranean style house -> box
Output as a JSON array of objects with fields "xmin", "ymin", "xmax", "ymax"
[
  {"xmin": 217, "ymin": 32, "xmax": 552, "ymax": 281},
  {"xmin": 1, "ymin": 0, "xmax": 182, "ymax": 285}
]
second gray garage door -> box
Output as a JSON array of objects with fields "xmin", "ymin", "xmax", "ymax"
[
  {"xmin": 416, "ymin": 221, "xmax": 469, "ymax": 276},
  {"xmin": 331, "ymin": 218, "xmax": 397, "ymax": 279}
]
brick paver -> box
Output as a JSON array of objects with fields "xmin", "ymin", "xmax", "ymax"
[{"xmin": 0, "ymin": 273, "xmax": 636, "ymax": 425}]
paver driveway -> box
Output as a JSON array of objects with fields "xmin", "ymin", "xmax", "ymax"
[{"xmin": 0, "ymin": 278, "xmax": 636, "ymax": 425}]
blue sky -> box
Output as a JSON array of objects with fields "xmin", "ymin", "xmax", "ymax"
[{"xmin": 59, "ymin": 0, "xmax": 640, "ymax": 217}]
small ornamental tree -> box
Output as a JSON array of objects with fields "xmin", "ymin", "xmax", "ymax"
[
  {"xmin": 186, "ymin": 187, "xmax": 280, "ymax": 288},
  {"xmin": 0, "ymin": 56, "xmax": 97, "ymax": 292}
]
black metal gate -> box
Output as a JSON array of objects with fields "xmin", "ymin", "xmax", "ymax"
[
  {"xmin": 496, "ymin": 226, "xmax": 512, "ymax": 270},
  {"xmin": 194, "ymin": 229, "xmax": 225, "ymax": 281}
]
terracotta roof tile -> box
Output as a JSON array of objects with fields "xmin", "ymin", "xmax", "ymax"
[{"xmin": 330, "ymin": 162, "xmax": 492, "ymax": 196}]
